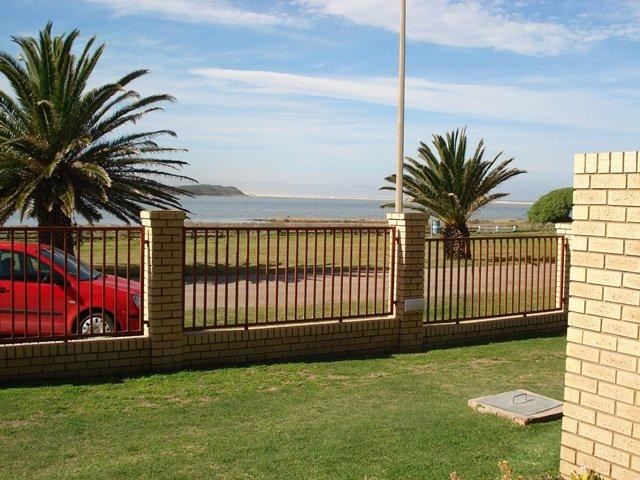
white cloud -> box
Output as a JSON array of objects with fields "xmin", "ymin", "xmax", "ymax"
[
  {"xmin": 88, "ymin": 0, "xmax": 296, "ymax": 27},
  {"xmin": 296, "ymin": 0, "xmax": 605, "ymax": 55},
  {"xmin": 190, "ymin": 67, "xmax": 640, "ymax": 131}
]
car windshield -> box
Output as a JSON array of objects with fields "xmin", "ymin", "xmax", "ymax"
[{"xmin": 41, "ymin": 248, "xmax": 101, "ymax": 281}]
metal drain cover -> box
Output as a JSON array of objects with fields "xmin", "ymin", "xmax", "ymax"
[{"xmin": 468, "ymin": 389, "xmax": 563, "ymax": 425}]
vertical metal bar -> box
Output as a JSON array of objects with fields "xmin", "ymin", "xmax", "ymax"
[
  {"xmin": 322, "ymin": 229, "xmax": 327, "ymax": 318},
  {"xmin": 373, "ymin": 228, "xmax": 378, "ymax": 315},
  {"xmin": 511, "ymin": 237, "xmax": 516, "ymax": 314},
  {"xmin": 64, "ymin": 231, "xmax": 69, "ymax": 338},
  {"xmin": 139, "ymin": 227, "xmax": 144, "ymax": 333},
  {"xmin": 381, "ymin": 229, "xmax": 388, "ymax": 315},
  {"xmin": 475, "ymin": 238, "xmax": 480, "ymax": 318},
  {"xmin": 76, "ymin": 229, "xmax": 81, "ymax": 334},
  {"xmin": 426, "ymin": 239, "xmax": 432, "ymax": 322},
  {"xmin": 275, "ymin": 229, "xmax": 280, "ymax": 322},
  {"xmin": 9, "ymin": 230, "xmax": 15, "ymax": 339},
  {"xmin": 331, "ymin": 229, "xmax": 336, "ymax": 319},
  {"xmin": 348, "ymin": 228, "xmax": 353, "ymax": 316},
  {"xmin": 455, "ymin": 244, "xmax": 461, "ymax": 321},
  {"xmin": 498, "ymin": 238, "xmax": 503, "ymax": 315},
  {"xmin": 235, "ymin": 230, "xmax": 240, "ymax": 324},
  {"xmin": 340, "ymin": 229, "xmax": 345, "ymax": 318},
  {"xmin": 365, "ymin": 229, "xmax": 371, "ymax": 316},
  {"xmin": 113, "ymin": 229, "xmax": 118, "ymax": 333},
  {"xmin": 256, "ymin": 229, "xmax": 260, "ymax": 324},
  {"xmin": 541, "ymin": 237, "xmax": 547, "ymax": 310},
  {"xmin": 448, "ymin": 242, "xmax": 453, "ymax": 321},
  {"xmin": 224, "ymin": 230, "xmax": 229, "ymax": 326},
  {"xmin": 529, "ymin": 237, "xmax": 534, "ymax": 311},
  {"xmin": 441, "ymin": 240, "xmax": 446, "ymax": 322},
  {"xmin": 192, "ymin": 230, "xmax": 197, "ymax": 328},
  {"xmin": 89, "ymin": 231, "xmax": 94, "ymax": 336},
  {"xmin": 433, "ymin": 239, "xmax": 439, "ymax": 322},
  {"xmin": 463, "ymin": 238, "xmax": 468, "ymax": 320},
  {"xmin": 245, "ymin": 229, "xmax": 250, "ymax": 329},
  {"xmin": 304, "ymin": 230, "xmax": 308, "ymax": 320},
  {"xmin": 390, "ymin": 228, "xmax": 396, "ymax": 314},
  {"xmin": 491, "ymin": 238, "xmax": 496, "ymax": 316},
  {"xmin": 285, "ymin": 230, "xmax": 290, "ymax": 321},
  {"xmin": 536, "ymin": 237, "xmax": 542, "ymax": 311},
  {"xmin": 356, "ymin": 229, "xmax": 362, "ymax": 316},
  {"xmin": 518, "ymin": 237, "xmax": 523, "ymax": 312},
  {"xmin": 126, "ymin": 230, "xmax": 131, "ymax": 331},
  {"xmin": 36, "ymin": 231, "xmax": 41, "ymax": 337},
  {"xmin": 313, "ymin": 229, "xmax": 318, "ymax": 318},
  {"xmin": 265, "ymin": 230, "xmax": 270, "ymax": 324},
  {"xmin": 523, "ymin": 237, "xmax": 529, "ymax": 312},
  {"xmin": 560, "ymin": 236, "xmax": 567, "ymax": 309},
  {"xmin": 203, "ymin": 230, "xmax": 209, "ymax": 328},
  {"xmin": 294, "ymin": 229, "xmax": 299, "ymax": 322},
  {"xmin": 213, "ymin": 229, "xmax": 219, "ymax": 327},
  {"xmin": 484, "ymin": 239, "xmax": 489, "ymax": 317}
]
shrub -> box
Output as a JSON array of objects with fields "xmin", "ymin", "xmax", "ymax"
[{"xmin": 527, "ymin": 188, "xmax": 573, "ymax": 224}]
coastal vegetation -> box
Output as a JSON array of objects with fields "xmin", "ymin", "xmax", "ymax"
[
  {"xmin": 0, "ymin": 23, "xmax": 190, "ymax": 242},
  {"xmin": 527, "ymin": 187, "xmax": 573, "ymax": 224},
  {"xmin": 382, "ymin": 129, "xmax": 525, "ymax": 257},
  {"xmin": 181, "ymin": 184, "xmax": 245, "ymax": 196}
]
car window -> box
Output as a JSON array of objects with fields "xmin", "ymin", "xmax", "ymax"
[
  {"xmin": 26, "ymin": 255, "xmax": 52, "ymax": 282},
  {"xmin": 0, "ymin": 250, "xmax": 25, "ymax": 280}
]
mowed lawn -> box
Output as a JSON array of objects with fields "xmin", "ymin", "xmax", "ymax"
[{"xmin": 0, "ymin": 336, "xmax": 566, "ymax": 480}]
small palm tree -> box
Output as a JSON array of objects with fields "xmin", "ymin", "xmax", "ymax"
[
  {"xmin": 0, "ymin": 23, "xmax": 191, "ymax": 246},
  {"xmin": 383, "ymin": 129, "xmax": 525, "ymax": 258}
]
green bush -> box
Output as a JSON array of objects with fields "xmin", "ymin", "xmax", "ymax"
[{"xmin": 528, "ymin": 187, "xmax": 573, "ymax": 224}]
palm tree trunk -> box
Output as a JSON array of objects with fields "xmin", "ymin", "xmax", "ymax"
[
  {"xmin": 442, "ymin": 223, "xmax": 471, "ymax": 259},
  {"xmin": 35, "ymin": 209, "xmax": 74, "ymax": 251}
]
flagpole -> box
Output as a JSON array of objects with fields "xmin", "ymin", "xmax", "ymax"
[{"xmin": 395, "ymin": 0, "xmax": 406, "ymax": 213}]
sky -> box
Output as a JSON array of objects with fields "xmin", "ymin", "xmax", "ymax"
[{"xmin": 2, "ymin": 0, "xmax": 640, "ymax": 200}]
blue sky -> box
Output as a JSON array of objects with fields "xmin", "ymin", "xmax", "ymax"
[{"xmin": 2, "ymin": 0, "xmax": 640, "ymax": 200}]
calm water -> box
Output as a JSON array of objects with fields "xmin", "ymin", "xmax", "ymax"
[{"xmin": 5, "ymin": 196, "xmax": 531, "ymax": 225}]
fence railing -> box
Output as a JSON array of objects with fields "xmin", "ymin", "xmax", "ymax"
[
  {"xmin": 424, "ymin": 235, "xmax": 566, "ymax": 323},
  {"xmin": 183, "ymin": 226, "xmax": 396, "ymax": 329},
  {"xmin": 0, "ymin": 227, "xmax": 144, "ymax": 343}
]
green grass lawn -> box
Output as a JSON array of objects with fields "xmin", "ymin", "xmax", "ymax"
[{"xmin": 0, "ymin": 336, "xmax": 566, "ymax": 480}]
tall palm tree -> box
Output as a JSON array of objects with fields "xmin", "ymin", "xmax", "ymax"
[
  {"xmin": 0, "ymin": 23, "xmax": 191, "ymax": 246},
  {"xmin": 382, "ymin": 129, "xmax": 525, "ymax": 258}
]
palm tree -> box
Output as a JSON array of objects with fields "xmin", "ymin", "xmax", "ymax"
[
  {"xmin": 382, "ymin": 129, "xmax": 525, "ymax": 258},
  {"xmin": 0, "ymin": 23, "xmax": 192, "ymax": 247}
]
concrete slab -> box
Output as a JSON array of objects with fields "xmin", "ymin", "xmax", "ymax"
[{"xmin": 468, "ymin": 389, "xmax": 563, "ymax": 425}]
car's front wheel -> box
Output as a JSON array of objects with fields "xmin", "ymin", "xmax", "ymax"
[{"xmin": 78, "ymin": 312, "xmax": 114, "ymax": 335}]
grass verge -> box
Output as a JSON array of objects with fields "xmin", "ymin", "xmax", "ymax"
[{"xmin": 0, "ymin": 336, "xmax": 566, "ymax": 480}]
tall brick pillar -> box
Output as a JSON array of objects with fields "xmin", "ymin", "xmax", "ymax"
[
  {"xmin": 141, "ymin": 210, "xmax": 185, "ymax": 370},
  {"xmin": 559, "ymin": 152, "xmax": 640, "ymax": 480},
  {"xmin": 387, "ymin": 212, "xmax": 428, "ymax": 352}
]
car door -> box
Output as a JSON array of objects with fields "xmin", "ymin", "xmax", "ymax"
[
  {"xmin": 23, "ymin": 252, "xmax": 68, "ymax": 337},
  {"xmin": 0, "ymin": 250, "xmax": 28, "ymax": 336}
]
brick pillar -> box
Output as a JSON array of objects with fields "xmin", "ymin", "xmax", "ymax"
[
  {"xmin": 387, "ymin": 212, "xmax": 428, "ymax": 352},
  {"xmin": 141, "ymin": 210, "xmax": 185, "ymax": 370},
  {"xmin": 555, "ymin": 222, "xmax": 572, "ymax": 312},
  {"xmin": 559, "ymin": 152, "xmax": 640, "ymax": 480}
]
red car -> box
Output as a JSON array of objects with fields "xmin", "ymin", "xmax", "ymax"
[{"xmin": 0, "ymin": 242, "xmax": 141, "ymax": 338}]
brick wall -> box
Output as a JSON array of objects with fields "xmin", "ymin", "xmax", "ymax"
[
  {"xmin": 0, "ymin": 336, "xmax": 150, "ymax": 382},
  {"xmin": 560, "ymin": 152, "xmax": 640, "ymax": 480},
  {"xmin": 0, "ymin": 211, "xmax": 569, "ymax": 384}
]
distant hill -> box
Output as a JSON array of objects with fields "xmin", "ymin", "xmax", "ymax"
[{"xmin": 181, "ymin": 184, "xmax": 246, "ymax": 196}]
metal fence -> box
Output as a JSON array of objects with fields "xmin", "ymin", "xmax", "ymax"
[
  {"xmin": 424, "ymin": 235, "xmax": 566, "ymax": 323},
  {"xmin": 0, "ymin": 227, "xmax": 144, "ymax": 343},
  {"xmin": 183, "ymin": 226, "xmax": 396, "ymax": 329}
]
